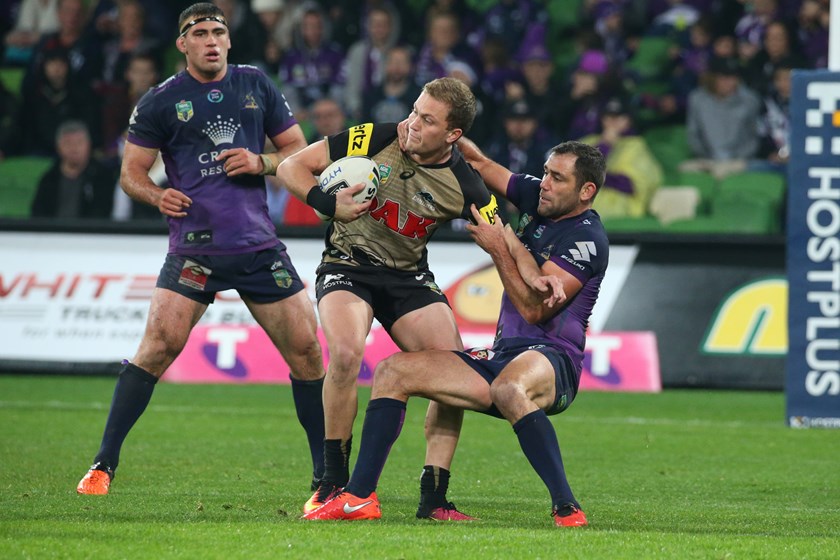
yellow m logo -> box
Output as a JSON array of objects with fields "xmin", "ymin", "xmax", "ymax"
[{"xmin": 702, "ymin": 278, "xmax": 788, "ymax": 355}]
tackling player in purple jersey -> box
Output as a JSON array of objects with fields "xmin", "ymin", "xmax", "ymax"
[
  {"xmin": 77, "ymin": 3, "xmax": 327, "ymax": 497},
  {"xmin": 304, "ymin": 138, "xmax": 607, "ymax": 528}
]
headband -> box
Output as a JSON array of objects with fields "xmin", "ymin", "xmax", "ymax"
[{"xmin": 179, "ymin": 15, "xmax": 228, "ymax": 37}]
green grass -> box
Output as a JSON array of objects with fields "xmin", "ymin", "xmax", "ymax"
[{"xmin": 1, "ymin": 376, "xmax": 838, "ymax": 559}]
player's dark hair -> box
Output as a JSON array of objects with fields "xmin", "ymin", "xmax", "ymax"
[
  {"xmin": 178, "ymin": 3, "xmax": 225, "ymax": 34},
  {"xmin": 549, "ymin": 141, "xmax": 606, "ymax": 198},
  {"xmin": 423, "ymin": 77, "xmax": 476, "ymax": 133}
]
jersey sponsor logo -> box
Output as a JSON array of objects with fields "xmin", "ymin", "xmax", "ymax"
[
  {"xmin": 415, "ymin": 273, "xmax": 425, "ymax": 281},
  {"xmin": 477, "ymin": 195, "xmax": 498, "ymax": 224},
  {"xmin": 348, "ymin": 123, "xmax": 373, "ymax": 155},
  {"xmin": 534, "ymin": 225, "xmax": 546, "ymax": 239},
  {"xmin": 560, "ymin": 253, "xmax": 586, "ymax": 271},
  {"xmin": 202, "ymin": 116, "xmax": 241, "ymax": 146},
  {"xmin": 702, "ymin": 278, "xmax": 787, "ymax": 355},
  {"xmin": 243, "ymin": 92, "xmax": 259, "ymax": 109},
  {"xmin": 569, "ymin": 241, "xmax": 597, "ymax": 262},
  {"xmin": 207, "ymin": 89, "xmax": 224, "ymax": 103},
  {"xmin": 321, "ymin": 273, "xmax": 353, "ymax": 289},
  {"xmin": 466, "ymin": 347, "xmax": 494, "ymax": 360},
  {"xmin": 176, "ymin": 100, "xmax": 194, "ymax": 122},
  {"xmin": 412, "ymin": 191, "xmax": 437, "ymax": 212},
  {"xmin": 368, "ymin": 197, "xmax": 436, "ymax": 239},
  {"xmin": 129, "ymin": 106, "xmax": 139, "ymax": 125},
  {"xmin": 178, "ymin": 259, "xmax": 211, "ymax": 290},
  {"xmin": 185, "ymin": 230, "xmax": 213, "ymax": 244},
  {"xmin": 399, "ymin": 169, "xmax": 416, "ymax": 180}
]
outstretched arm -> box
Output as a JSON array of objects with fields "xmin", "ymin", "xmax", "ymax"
[{"xmin": 456, "ymin": 136, "xmax": 513, "ymax": 201}]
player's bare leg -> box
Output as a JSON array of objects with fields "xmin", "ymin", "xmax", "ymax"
[
  {"xmin": 303, "ymin": 290, "xmax": 374, "ymax": 511},
  {"xmin": 78, "ymin": 289, "xmax": 206, "ymax": 495}
]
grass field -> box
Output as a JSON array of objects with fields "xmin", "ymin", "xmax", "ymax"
[{"xmin": 1, "ymin": 375, "xmax": 838, "ymax": 559}]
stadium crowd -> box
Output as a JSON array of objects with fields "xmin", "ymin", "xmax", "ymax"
[{"xmin": 0, "ymin": 0, "xmax": 830, "ymax": 228}]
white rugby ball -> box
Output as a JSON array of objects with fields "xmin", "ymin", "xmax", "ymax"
[{"xmin": 314, "ymin": 156, "xmax": 380, "ymax": 221}]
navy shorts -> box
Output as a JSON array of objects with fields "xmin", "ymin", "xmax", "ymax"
[
  {"xmin": 454, "ymin": 341, "xmax": 578, "ymax": 418},
  {"xmin": 156, "ymin": 244, "xmax": 305, "ymax": 305},
  {"xmin": 315, "ymin": 263, "xmax": 449, "ymax": 331}
]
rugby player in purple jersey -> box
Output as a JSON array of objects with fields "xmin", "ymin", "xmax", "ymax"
[
  {"xmin": 77, "ymin": 2, "xmax": 326, "ymax": 496},
  {"xmin": 305, "ymin": 138, "xmax": 608, "ymax": 528}
]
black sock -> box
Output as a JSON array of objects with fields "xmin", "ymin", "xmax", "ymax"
[
  {"xmin": 290, "ymin": 376, "xmax": 326, "ymax": 480},
  {"xmin": 93, "ymin": 362, "xmax": 158, "ymax": 471},
  {"xmin": 322, "ymin": 437, "xmax": 352, "ymax": 487},
  {"xmin": 344, "ymin": 398, "xmax": 406, "ymax": 498},
  {"xmin": 417, "ymin": 465, "xmax": 451, "ymax": 512},
  {"xmin": 513, "ymin": 409, "xmax": 578, "ymax": 508}
]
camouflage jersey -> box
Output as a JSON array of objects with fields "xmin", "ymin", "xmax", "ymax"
[{"xmin": 323, "ymin": 122, "xmax": 498, "ymax": 271}]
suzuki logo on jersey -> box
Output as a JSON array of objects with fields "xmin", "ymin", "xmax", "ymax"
[
  {"xmin": 202, "ymin": 115, "xmax": 241, "ymax": 146},
  {"xmin": 569, "ymin": 241, "xmax": 597, "ymax": 262}
]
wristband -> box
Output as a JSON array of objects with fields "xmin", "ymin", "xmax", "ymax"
[
  {"xmin": 306, "ymin": 185, "xmax": 336, "ymax": 218},
  {"xmin": 259, "ymin": 154, "xmax": 278, "ymax": 176}
]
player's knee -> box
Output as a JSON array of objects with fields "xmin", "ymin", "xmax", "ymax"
[
  {"xmin": 325, "ymin": 343, "xmax": 366, "ymax": 376},
  {"xmin": 371, "ymin": 354, "xmax": 406, "ymax": 394},
  {"xmin": 286, "ymin": 337, "xmax": 324, "ymax": 380},
  {"xmin": 489, "ymin": 378, "xmax": 526, "ymax": 412}
]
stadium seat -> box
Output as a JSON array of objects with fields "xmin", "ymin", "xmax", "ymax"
[
  {"xmin": 0, "ymin": 66, "xmax": 24, "ymax": 97},
  {"xmin": 625, "ymin": 36, "xmax": 674, "ymax": 81},
  {"xmin": 643, "ymin": 125, "xmax": 690, "ymax": 185},
  {"xmin": 713, "ymin": 171, "xmax": 786, "ymax": 233},
  {"xmin": 601, "ymin": 216, "xmax": 665, "ymax": 233},
  {"xmin": 0, "ymin": 157, "xmax": 53, "ymax": 217},
  {"xmin": 672, "ymin": 170, "xmax": 718, "ymax": 214}
]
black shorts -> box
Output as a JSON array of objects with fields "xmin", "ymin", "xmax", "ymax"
[
  {"xmin": 315, "ymin": 263, "xmax": 450, "ymax": 331},
  {"xmin": 454, "ymin": 340, "xmax": 578, "ymax": 418},
  {"xmin": 156, "ymin": 244, "xmax": 305, "ymax": 305}
]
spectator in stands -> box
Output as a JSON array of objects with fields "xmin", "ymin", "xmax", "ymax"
[
  {"xmin": 485, "ymin": 98, "xmax": 556, "ymax": 222},
  {"xmin": 342, "ymin": 5, "xmax": 399, "ymax": 122},
  {"xmin": 734, "ymin": 0, "xmax": 778, "ymax": 63},
  {"xmin": 682, "ymin": 56, "xmax": 761, "ymax": 179},
  {"xmin": 514, "ymin": 37, "xmax": 564, "ymax": 140},
  {"xmin": 750, "ymin": 59, "xmax": 792, "ymax": 175},
  {"xmin": 212, "ymin": 0, "xmax": 266, "ymax": 66},
  {"xmin": 251, "ymin": 0, "xmax": 286, "ymax": 69},
  {"xmin": 473, "ymin": 0, "xmax": 546, "ymax": 54},
  {"xmin": 743, "ymin": 20, "xmax": 804, "ymax": 95},
  {"xmin": 797, "ymin": 0, "xmax": 829, "ymax": 69},
  {"xmin": 277, "ymin": 1, "xmax": 345, "ymax": 116},
  {"xmin": 580, "ymin": 97, "xmax": 663, "ymax": 219},
  {"xmin": 23, "ymin": 0, "xmax": 103, "ymax": 93},
  {"xmin": 645, "ymin": 15, "xmax": 714, "ymax": 127},
  {"xmin": 30, "ymin": 120, "xmax": 116, "ymax": 218},
  {"xmin": 414, "ymin": 11, "xmax": 479, "ymax": 86},
  {"xmin": 99, "ymin": 0, "xmax": 162, "ymax": 87},
  {"xmin": 101, "ymin": 52, "xmax": 160, "ymax": 161},
  {"xmin": 3, "ymin": 0, "xmax": 59, "ymax": 65},
  {"xmin": 557, "ymin": 49, "xmax": 618, "ymax": 141},
  {"xmin": 446, "ymin": 60, "xmax": 495, "ymax": 150},
  {"xmin": 18, "ymin": 48, "xmax": 100, "ymax": 156},
  {"xmin": 361, "ymin": 44, "xmax": 421, "ymax": 124}
]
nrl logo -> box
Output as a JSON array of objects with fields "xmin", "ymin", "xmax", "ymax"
[{"xmin": 176, "ymin": 100, "xmax": 193, "ymax": 122}]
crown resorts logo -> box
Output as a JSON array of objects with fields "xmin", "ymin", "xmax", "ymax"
[{"xmin": 202, "ymin": 115, "xmax": 241, "ymax": 146}]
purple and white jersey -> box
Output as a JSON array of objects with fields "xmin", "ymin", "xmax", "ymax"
[
  {"xmin": 494, "ymin": 173, "xmax": 609, "ymax": 376},
  {"xmin": 127, "ymin": 65, "xmax": 297, "ymax": 255}
]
